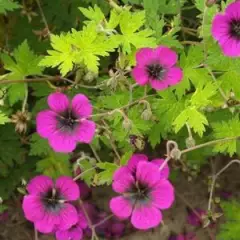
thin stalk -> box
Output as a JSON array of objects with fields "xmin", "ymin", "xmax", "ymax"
[{"xmin": 181, "ymin": 136, "xmax": 239, "ymax": 154}]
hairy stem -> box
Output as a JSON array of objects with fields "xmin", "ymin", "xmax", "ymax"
[
  {"xmin": 90, "ymin": 144, "xmax": 102, "ymax": 163},
  {"xmin": 181, "ymin": 136, "xmax": 239, "ymax": 154},
  {"xmin": 22, "ymin": 84, "xmax": 28, "ymax": 112},
  {"xmin": 34, "ymin": 226, "xmax": 38, "ymax": 240},
  {"xmin": 93, "ymin": 214, "xmax": 114, "ymax": 228},
  {"xmin": 35, "ymin": 0, "xmax": 51, "ymax": 36},
  {"xmin": 208, "ymin": 159, "xmax": 240, "ymax": 211},
  {"xmin": 73, "ymin": 167, "xmax": 97, "ymax": 181},
  {"xmin": 78, "ymin": 199, "xmax": 99, "ymax": 240}
]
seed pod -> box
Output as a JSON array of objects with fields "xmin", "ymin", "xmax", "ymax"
[
  {"xmin": 11, "ymin": 111, "xmax": 31, "ymax": 134},
  {"xmin": 141, "ymin": 108, "xmax": 152, "ymax": 121}
]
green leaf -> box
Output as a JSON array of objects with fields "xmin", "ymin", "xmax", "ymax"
[
  {"xmin": 190, "ymin": 82, "xmax": 218, "ymax": 108},
  {"xmin": 36, "ymin": 151, "xmax": 71, "ymax": 179},
  {"xmin": 148, "ymin": 122, "xmax": 164, "ymax": 148},
  {"xmin": 0, "ymin": 124, "xmax": 24, "ymax": 177},
  {"xmin": 79, "ymin": 5, "xmax": 105, "ymax": 24},
  {"xmin": 78, "ymin": 159, "xmax": 96, "ymax": 186},
  {"xmin": 96, "ymin": 162, "xmax": 118, "ymax": 185},
  {"xmin": 118, "ymin": 10, "xmax": 156, "ymax": 53},
  {"xmin": 174, "ymin": 107, "xmax": 208, "ymax": 137},
  {"xmin": 212, "ymin": 117, "xmax": 240, "ymax": 156},
  {"xmin": 0, "ymin": 111, "xmax": 9, "ymax": 125},
  {"xmin": 40, "ymin": 22, "xmax": 119, "ymax": 75},
  {"xmin": 174, "ymin": 46, "xmax": 207, "ymax": 98},
  {"xmin": 0, "ymin": 204, "xmax": 8, "ymax": 213},
  {"xmin": 218, "ymin": 200, "xmax": 240, "ymax": 240},
  {"xmin": 120, "ymin": 150, "xmax": 133, "ymax": 166},
  {"xmin": 29, "ymin": 133, "xmax": 51, "ymax": 157},
  {"xmin": 153, "ymin": 90, "xmax": 186, "ymax": 133},
  {"xmin": 219, "ymin": 71, "xmax": 240, "ymax": 99},
  {"xmin": 1, "ymin": 40, "xmax": 43, "ymax": 105},
  {"xmin": 39, "ymin": 33, "xmax": 75, "ymax": 76},
  {"xmin": 0, "ymin": 0, "xmax": 20, "ymax": 14}
]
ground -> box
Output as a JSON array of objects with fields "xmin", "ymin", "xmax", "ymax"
[{"xmin": 1, "ymin": 156, "xmax": 239, "ymax": 240}]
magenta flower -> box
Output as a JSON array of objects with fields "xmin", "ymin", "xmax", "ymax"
[
  {"xmin": 132, "ymin": 46, "xmax": 183, "ymax": 90},
  {"xmin": 56, "ymin": 209, "xmax": 87, "ymax": 240},
  {"xmin": 212, "ymin": 1, "xmax": 240, "ymax": 57},
  {"xmin": 110, "ymin": 154, "xmax": 174, "ymax": 230},
  {"xmin": 22, "ymin": 175, "xmax": 80, "ymax": 233},
  {"xmin": 187, "ymin": 208, "xmax": 206, "ymax": 227},
  {"xmin": 36, "ymin": 92, "xmax": 96, "ymax": 153}
]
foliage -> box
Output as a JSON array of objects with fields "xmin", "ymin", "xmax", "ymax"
[
  {"xmin": 218, "ymin": 201, "xmax": 240, "ymax": 240},
  {"xmin": 0, "ymin": 1, "xmax": 240, "ymax": 238},
  {"xmin": 0, "ymin": 0, "xmax": 20, "ymax": 14}
]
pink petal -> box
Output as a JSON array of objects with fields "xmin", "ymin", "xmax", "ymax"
[
  {"xmin": 221, "ymin": 38, "xmax": 240, "ymax": 57},
  {"xmin": 56, "ymin": 226, "xmax": 83, "ymax": 240},
  {"xmin": 34, "ymin": 212, "xmax": 60, "ymax": 233},
  {"xmin": 131, "ymin": 204, "xmax": 162, "ymax": 230},
  {"xmin": 48, "ymin": 92, "xmax": 70, "ymax": 113},
  {"xmin": 164, "ymin": 67, "xmax": 183, "ymax": 85},
  {"xmin": 135, "ymin": 48, "xmax": 154, "ymax": 66},
  {"xmin": 211, "ymin": 14, "xmax": 230, "ymax": 41},
  {"xmin": 78, "ymin": 210, "xmax": 88, "ymax": 229},
  {"xmin": 150, "ymin": 180, "xmax": 175, "ymax": 209},
  {"xmin": 55, "ymin": 176, "xmax": 80, "ymax": 201},
  {"xmin": 57, "ymin": 203, "xmax": 79, "ymax": 230},
  {"xmin": 71, "ymin": 94, "xmax": 93, "ymax": 118},
  {"xmin": 48, "ymin": 132, "xmax": 77, "ymax": 153},
  {"xmin": 155, "ymin": 46, "xmax": 178, "ymax": 68},
  {"xmin": 75, "ymin": 120, "xmax": 96, "ymax": 143},
  {"xmin": 151, "ymin": 158, "xmax": 170, "ymax": 179},
  {"xmin": 149, "ymin": 79, "xmax": 168, "ymax": 91},
  {"xmin": 132, "ymin": 66, "xmax": 149, "ymax": 85},
  {"xmin": 112, "ymin": 167, "xmax": 135, "ymax": 194},
  {"xmin": 36, "ymin": 110, "xmax": 58, "ymax": 138},
  {"xmin": 127, "ymin": 154, "xmax": 148, "ymax": 173},
  {"xmin": 27, "ymin": 175, "xmax": 54, "ymax": 196},
  {"xmin": 22, "ymin": 195, "xmax": 45, "ymax": 222},
  {"xmin": 225, "ymin": 1, "xmax": 240, "ymax": 19},
  {"xmin": 136, "ymin": 162, "xmax": 161, "ymax": 187},
  {"xmin": 110, "ymin": 196, "xmax": 133, "ymax": 219}
]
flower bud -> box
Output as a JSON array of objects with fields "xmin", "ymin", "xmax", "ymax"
[
  {"xmin": 205, "ymin": 0, "xmax": 216, "ymax": 7},
  {"xmin": 170, "ymin": 148, "xmax": 182, "ymax": 160},
  {"xmin": 122, "ymin": 118, "xmax": 132, "ymax": 131},
  {"xmin": 141, "ymin": 108, "xmax": 152, "ymax": 121},
  {"xmin": 185, "ymin": 137, "xmax": 196, "ymax": 148},
  {"xmin": 83, "ymin": 71, "xmax": 98, "ymax": 83}
]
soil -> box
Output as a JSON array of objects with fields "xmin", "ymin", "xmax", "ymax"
[{"xmin": 1, "ymin": 156, "xmax": 239, "ymax": 240}]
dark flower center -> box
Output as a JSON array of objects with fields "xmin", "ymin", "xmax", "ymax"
[
  {"xmin": 230, "ymin": 19, "xmax": 240, "ymax": 39},
  {"xmin": 127, "ymin": 181, "xmax": 150, "ymax": 204},
  {"xmin": 146, "ymin": 63, "xmax": 165, "ymax": 80},
  {"xmin": 41, "ymin": 188, "xmax": 64, "ymax": 212},
  {"xmin": 56, "ymin": 110, "xmax": 79, "ymax": 133}
]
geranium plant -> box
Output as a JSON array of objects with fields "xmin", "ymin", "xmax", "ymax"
[{"xmin": 1, "ymin": 0, "xmax": 240, "ymax": 239}]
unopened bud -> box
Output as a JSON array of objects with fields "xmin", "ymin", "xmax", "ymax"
[
  {"xmin": 170, "ymin": 148, "xmax": 182, "ymax": 160},
  {"xmin": 141, "ymin": 108, "xmax": 152, "ymax": 121},
  {"xmin": 83, "ymin": 71, "xmax": 98, "ymax": 83},
  {"xmin": 205, "ymin": 0, "xmax": 216, "ymax": 7},
  {"xmin": 122, "ymin": 118, "xmax": 132, "ymax": 131},
  {"xmin": 185, "ymin": 137, "xmax": 196, "ymax": 148}
]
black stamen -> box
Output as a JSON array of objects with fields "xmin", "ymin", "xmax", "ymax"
[
  {"xmin": 56, "ymin": 110, "xmax": 79, "ymax": 133},
  {"xmin": 230, "ymin": 19, "xmax": 240, "ymax": 39},
  {"xmin": 41, "ymin": 188, "xmax": 64, "ymax": 212},
  {"xmin": 128, "ymin": 181, "xmax": 150, "ymax": 204},
  {"xmin": 146, "ymin": 63, "xmax": 165, "ymax": 80}
]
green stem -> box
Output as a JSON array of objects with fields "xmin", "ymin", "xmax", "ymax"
[{"xmin": 181, "ymin": 136, "xmax": 239, "ymax": 154}]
